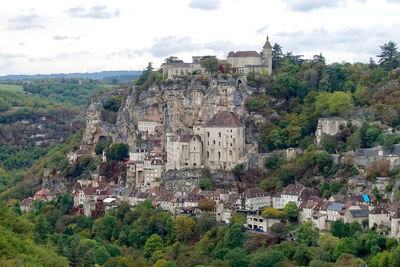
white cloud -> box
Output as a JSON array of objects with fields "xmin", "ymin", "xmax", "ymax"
[
  {"xmin": 53, "ymin": 35, "xmax": 80, "ymax": 41},
  {"xmin": 66, "ymin": 5, "xmax": 120, "ymax": 19},
  {"xmin": 7, "ymin": 13, "xmax": 44, "ymax": 30},
  {"xmin": 189, "ymin": 0, "xmax": 221, "ymax": 10},
  {"xmin": 1, "ymin": 0, "xmax": 400, "ymax": 75}
]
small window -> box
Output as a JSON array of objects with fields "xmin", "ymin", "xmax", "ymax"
[
  {"xmin": 219, "ymin": 142, "xmax": 221, "ymax": 146},
  {"xmin": 229, "ymin": 150, "xmax": 232, "ymax": 155},
  {"xmin": 230, "ymin": 129, "xmax": 232, "ymax": 133},
  {"xmin": 213, "ymin": 140, "xmax": 215, "ymax": 145},
  {"xmin": 230, "ymin": 143, "xmax": 232, "ymax": 146},
  {"xmin": 207, "ymin": 132, "xmax": 210, "ymax": 137},
  {"xmin": 218, "ymin": 152, "xmax": 221, "ymax": 158},
  {"xmin": 207, "ymin": 151, "xmax": 210, "ymax": 158},
  {"xmin": 219, "ymin": 132, "xmax": 221, "ymax": 137}
]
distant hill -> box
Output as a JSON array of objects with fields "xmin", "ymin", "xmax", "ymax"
[{"xmin": 0, "ymin": 70, "xmax": 142, "ymax": 81}]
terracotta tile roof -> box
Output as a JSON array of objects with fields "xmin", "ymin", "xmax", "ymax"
[
  {"xmin": 180, "ymin": 135, "xmax": 193, "ymax": 143},
  {"xmin": 206, "ymin": 111, "xmax": 244, "ymax": 128},
  {"xmin": 141, "ymin": 116, "xmax": 163, "ymax": 123},
  {"xmin": 83, "ymin": 186, "xmax": 96, "ymax": 195},
  {"xmin": 370, "ymin": 207, "xmax": 388, "ymax": 215},
  {"xmin": 227, "ymin": 51, "xmax": 260, "ymax": 58},
  {"xmin": 34, "ymin": 188, "xmax": 49, "ymax": 198}
]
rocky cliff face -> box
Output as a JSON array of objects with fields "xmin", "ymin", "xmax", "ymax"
[{"xmin": 82, "ymin": 76, "xmax": 263, "ymax": 149}]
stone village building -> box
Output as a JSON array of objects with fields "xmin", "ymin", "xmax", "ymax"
[
  {"xmin": 161, "ymin": 36, "xmax": 272, "ymax": 79},
  {"xmin": 166, "ymin": 111, "xmax": 246, "ymax": 171}
]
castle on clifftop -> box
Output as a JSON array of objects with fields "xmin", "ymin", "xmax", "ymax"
[{"xmin": 162, "ymin": 36, "xmax": 272, "ymax": 79}]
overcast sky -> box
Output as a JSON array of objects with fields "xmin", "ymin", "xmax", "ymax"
[{"xmin": 1, "ymin": 0, "xmax": 400, "ymax": 75}]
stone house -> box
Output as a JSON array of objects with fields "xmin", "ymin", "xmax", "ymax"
[
  {"xmin": 312, "ymin": 213, "xmax": 328, "ymax": 231},
  {"xmin": 103, "ymin": 197, "xmax": 117, "ymax": 212},
  {"xmin": 344, "ymin": 208, "xmax": 369, "ymax": 224},
  {"xmin": 137, "ymin": 116, "xmax": 162, "ymax": 134},
  {"xmin": 199, "ymin": 111, "xmax": 246, "ymax": 170},
  {"xmin": 327, "ymin": 202, "xmax": 344, "ymax": 222},
  {"xmin": 20, "ymin": 197, "xmax": 34, "ymax": 213},
  {"xmin": 143, "ymin": 159, "xmax": 164, "ymax": 187},
  {"xmin": 272, "ymin": 192, "xmax": 284, "ymax": 209},
  {"xmin": 390, "ymin": 212, "xmax": 400, "ymax": 240},
  {"xmin": 129, "ymin": 147, "xmax": 148, "ymax": 161},
  {"xmin": 161, "ymin": 56, "xmax": 205, "ymax": 79},
  {"xmin": 34, "ymin": 188, "xmax": 49, "ymax": 201},
  {"xmin": 166, "ymin": 111, "xmax": 246, "ymax": 171},
  {"xmin": 369, "ymin": 207, "xmax": 390, "ymax": 228},
  {"xmin": 244, "ymin": 209, "xmax": 280, "ymax": 232},
  {"xmin": 298, "ymin": 198, "xmax": 323, "ymax": 224},
  {"xmin": 280, "ymin": 184, "xmax": 306, "ymax": 208},
  {"xmin": 166, "ymin": 134, "xmax": 203, "ymax": 170},
  {"xmin": 240, "ymin": 188, "xmax": 271, "ymax": 210}
]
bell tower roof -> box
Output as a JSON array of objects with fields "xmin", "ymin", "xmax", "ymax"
[{"xmin": 263, "ymin": 35, "xmax": 272, "ymax": 49}]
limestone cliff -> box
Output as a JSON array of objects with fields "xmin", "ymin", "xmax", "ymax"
[{"xmin": 82, "ymin": 76, "xmax": 263, "ymax": 150}]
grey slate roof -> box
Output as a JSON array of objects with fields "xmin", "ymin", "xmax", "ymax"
[
  {"xmin": 349, "ymin": 209, "xmax": 369, "ymax": 218},
  {"xmin": 328, "ymin": 202, "xmax": 344, "ymax": 212}
]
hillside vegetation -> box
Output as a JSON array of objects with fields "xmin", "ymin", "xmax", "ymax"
[{"xmin": 1, "ymin": 41, "xmax": 400, "ymax": 267}]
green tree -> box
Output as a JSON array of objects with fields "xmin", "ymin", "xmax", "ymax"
[
  {"xmin": 199, "ymin": 178, "xmax": 213, "ymax": 190},
  {"xmin": 231, "ymin": 214, "xmax": 246, "ymax": 226},
  {"xmin": 327, "ymin": 91, "xmax": 354, "ymax": 115},
  {"xmin": 200, "ymin": 57, "xmax": 219, "ymax": 73},
  {"xmin": 248, "ymin": 250, "xmax": 284, "ymax": 267},
  {"xmin": 223, "ymin": 62, "xmax": 232, "ymax": 73},
  {"xmin": 144, "ymin": 234, "xmax": 164, "ymax": 258},
  {"xmin": 315, "ymin": 151, "xmax": 333, "ymax": 173},
  {"xmin": 333, "ymin": 237, "xmax": 358, "ymax": 260},
  {"xmin": 224, "ymin": 247, "xmax": 248, "ymax": 267},
  {"xmin": 224, "ymin": 223, "xmax": 245, "ymax": 248},
  {"xmin": 272, "ymin": 43, "xmax": 283, "ymax": 71},
  {"xmin": 296, "ymin": 221, "xmax": 319, "ymax": 246},
  {"xmin": 377, "ymin": 41, "xmax": 400, "ymax": 71},
  {"xmin": 165, "ymin": 56, "xmax": 183, "ymax": 64},
  {"xmin": 283, "ymin": 203, "xmax": 298, "ymax": 222},
  {"xmin": 172, "ymin": 216, "xmax": 195, "ymax": 243},
  {"xmin": 93, "ymin": 245, "xmax": 111, "ymax": 265},
  {"xmin": 34, "ymin": 214, "xmax": 53, "ymax": 244}
]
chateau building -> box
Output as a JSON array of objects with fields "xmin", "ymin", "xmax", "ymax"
[{"xmin": 161, "ymin": 36, "xmax": 273, "ymax": 79}]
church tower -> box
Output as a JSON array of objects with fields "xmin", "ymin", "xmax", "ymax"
[{"xmin": 262, "ymin": 36, "xmax": 272, "ymax": 74}]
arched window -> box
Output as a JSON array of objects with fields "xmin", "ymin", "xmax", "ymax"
[
  {"xmin": 218, "ymin": 151, "xmax": 221, "ymax": 158},
  {"xmin": 207, "ymin": 151, "xmax": 210, "ymax": 158}
]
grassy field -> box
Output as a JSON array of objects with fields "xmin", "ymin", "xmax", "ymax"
[{"xmin": 0, "ymin": 84, "xmax": 23, "ymax": 92}]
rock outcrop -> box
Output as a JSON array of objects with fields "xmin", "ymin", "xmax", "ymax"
[{"xmin": 82, "ymin": 76, "xmax": 263, "ymax": 150}]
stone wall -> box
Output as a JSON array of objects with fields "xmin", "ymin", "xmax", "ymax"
[{"xmin": 315, "ymin": 118, "xmax": 362, "ymax": 146}]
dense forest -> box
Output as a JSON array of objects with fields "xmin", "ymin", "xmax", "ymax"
[{"xmin": 1, "ymin": 41, "xmax": 400, "ymax": 266}]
